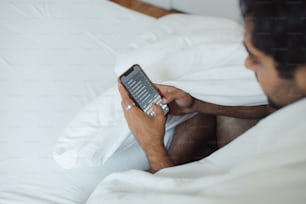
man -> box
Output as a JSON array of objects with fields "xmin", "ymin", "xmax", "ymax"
[
  {"xmin": 84, "ymin": 0, "xmax": 306, "ymax": 202},
  {"xmin": 118, "ymin": 0, "xmax": 306, "ymax": 173}
]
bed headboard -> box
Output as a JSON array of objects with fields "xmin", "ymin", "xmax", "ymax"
[{"xmin": 140, "ymin": 0, "xmax": 241, "ymax": 22}]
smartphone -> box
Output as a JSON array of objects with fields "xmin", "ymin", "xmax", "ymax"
[{"xmin": 119, "ymin": 64, "xmax": 169, "ymax": 116}]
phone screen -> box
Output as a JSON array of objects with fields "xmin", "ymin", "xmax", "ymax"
[{"xmin": 120, "ymin": 64, "xmax": 169, "ymax": 116}]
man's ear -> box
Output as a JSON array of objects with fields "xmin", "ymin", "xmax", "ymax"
[{"xmin": 296, "ymin": 65, "xmax": 306, "ymax": 95}]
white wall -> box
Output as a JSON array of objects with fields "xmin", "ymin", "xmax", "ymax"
[
  {"xmin": 139, "ymin": 0, "xmax": 241, "ymax": 22},
  {"xmin": 172, "ymin": 0, "xmax": 241, "ymax": 21}
]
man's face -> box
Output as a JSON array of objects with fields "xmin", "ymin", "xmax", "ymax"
[{"xmin": 243, "ymin": 21, "xmax": 305, "ymax": 109}]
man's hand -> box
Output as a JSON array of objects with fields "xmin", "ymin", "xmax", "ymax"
[
  {"xmin": 118, "ymin": 83, "xmax": 173, "ymax": 173},
  {"xmin": 156, "ymin": 84, "xmax": 196, "ymax": 115}
]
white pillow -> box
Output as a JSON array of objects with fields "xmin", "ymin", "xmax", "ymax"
[{"xmin": 53, "ymin": 14, "xmax": 266, "ymax": 169}]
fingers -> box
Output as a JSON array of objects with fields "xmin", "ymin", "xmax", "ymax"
[
  {"xmin": 118, "ymin": 82, "xmax": 151, "ymax": 116},
  {"xmin": 155, "ymin": 84, "xmax": 177, "ymax": 103},
  {"xmin": 118, "ymin": 83, "xmax": 130, "ymax": 102},
  {"xmin": 155, "ymin": 84, "xmax": 171, "ymax": 96},
  {"xmin": 119, "ymin": 82, "xmax": 166, "ymax": 118},
  {"xmin": 118, "ymin": 82, "xmax": 135, "ymax": 110},
  {"xmin": 152, "ymin": 103, "xmax": 165, "ymax": 118},
  {"xmin": 162, "ymin": 89, "xmax": 184, "ymax": 104}
]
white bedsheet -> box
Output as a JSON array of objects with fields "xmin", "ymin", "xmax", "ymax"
[
  {"xmin": 0, "ymin": 0, "xmax": 155, "ymax": 203},
  {"xmin": 87, "ymin": 98, "xmax": 306, "ymax": 204}
]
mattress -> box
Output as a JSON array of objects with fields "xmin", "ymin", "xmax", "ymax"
[{"xmin": 0, "ymin": 0, "xmax": 155, "ymax": 203}]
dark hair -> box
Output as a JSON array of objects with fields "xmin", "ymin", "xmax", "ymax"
[{"xmin": 240, "ymin": 0, "xmax": 306, "ymax": 79}]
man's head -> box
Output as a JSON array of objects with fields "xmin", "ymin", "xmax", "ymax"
[{"xmin": 240, "ymin": 0, "xmax": 306, "ymax": 109}]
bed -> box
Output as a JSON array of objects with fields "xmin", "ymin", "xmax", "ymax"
[
  {"xmin": 0, "ymin": 0, "xmax": 156, "ymax": 203},
  {"xmin": 3, "ymin": 0, "xmax": 304, "ymax": 204},
  {"xmin": 0, "ymin": 0, "xmax": 266, "ymax": 203}
]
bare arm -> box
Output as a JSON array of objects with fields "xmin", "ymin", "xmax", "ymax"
[
  {"xmin": 158, "ymin": 84, "xmax": 274, "ymax": 118},
  {"xmin": 145, "ymin": 143, "xmax": 174, "ymax": 173},
  {"xmin": 118, "ymin": 83, "xmax": 174, "ymax": 173},
  {"xmin": 192, "ymin": 99, "xmax": 274, "ymax": 119}
]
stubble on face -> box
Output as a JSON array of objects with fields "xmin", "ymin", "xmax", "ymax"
[{"xmin": 243, "ymin": 20, "xmax": 305, "ymax": 109}]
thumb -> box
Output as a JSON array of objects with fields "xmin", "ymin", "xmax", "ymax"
[{"xmin": 152, "ymin": 103, "xmax": 165, "ymax": 117}]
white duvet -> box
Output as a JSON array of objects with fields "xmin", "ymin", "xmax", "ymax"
[
  {"xmin": 86, "ymin": 98, "xmax": 306, "ymax": 204},
  {"xmin": 0, "ymin": 0, "xmax": 155, "ymax": 203}
]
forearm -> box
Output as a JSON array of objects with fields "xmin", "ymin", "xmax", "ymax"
[
  {"xmin": 192, "ymin": 99, "xmax": 274, "ymax": 119},
  {"xmin": 145, "ymin": 143, "xmax": 174, "ymax": 173}
]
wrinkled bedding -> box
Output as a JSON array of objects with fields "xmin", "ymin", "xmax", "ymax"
[{"xmin": 0, "ymin": 0, "xmax": 155, "ymax": 203}]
